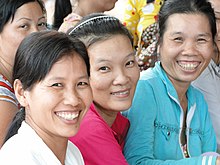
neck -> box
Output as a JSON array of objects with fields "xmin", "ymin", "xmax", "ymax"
[
  {"xmin": 27, "ymin": 119, "xmax": 68, "ymax": 164},
  {"xmin": 170, "ymin": 79, "xmax": 189, "ymax": 112},
  {"xmin": 94, "ymin": 102, "xmax": 118, "ymax": 127},
  {"xmin": 0, "ymin": 62, "xmax": 12, "ymax": 83},
  {"xmin": 176, "ymin": 86, "xmax": 188, "ymax": 112},
  {"xmin": 179, "ymin": 94, "xmax": 188, "ymax": 112},
  {"xmin": 74, "ymin": 2, "xmax": 101, "ymax": 17}
]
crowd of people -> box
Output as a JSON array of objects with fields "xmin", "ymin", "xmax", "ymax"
[{"xmin": 0, "ymin": 0, "xmax": 219, "ymax": 164}]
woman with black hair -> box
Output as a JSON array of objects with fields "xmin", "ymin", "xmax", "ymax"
[{"xmin": 0, "ymin": 31, "xmax": 92, "ymax": 164}]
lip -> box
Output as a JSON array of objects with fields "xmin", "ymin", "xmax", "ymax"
[
  {"xmin": 55, "ymin": 110, "xmax": 82, "ymax": 123},
  {"xmin": 110, "ymin": 88, "xmax": 131, "ymax": 98},
  {"xmin": 177, "ymin": 60, "xmax": 201, "ymax": 72}
]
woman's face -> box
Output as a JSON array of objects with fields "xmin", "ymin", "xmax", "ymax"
[
  {"xmin": 0, "ymin": 1, "xmax": 46, "ymax": 67},
  {"xmin": 19, "ymin": 54, "xmax": 92, "ymax": 139},
  {"xmin": 159, "ymin": 13, "xmax": 214, "ymax": 87},
  {"xmin": 88, "ymin": 34, "xmax": 140, "ymax": 113}
]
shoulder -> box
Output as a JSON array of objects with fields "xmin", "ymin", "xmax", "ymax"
[
  {"xmin": 188, "ymin": 85, "xmax": 209, "ymax": 114},
  {"xmin": 0, "ymin": 75, "xmax": 13, "ymax": 92},
  {"xmin": 0, "ymin": 75, "xmax": 18, "ymax": 106},
  {"xmin": 66, "ymin": 142, "xmax": 84, "ymax": 165},
  {"xmin": 189, "ymin": 85, "xmax": 206, "ymax": 100},
  {"xmin": 81, "ymin": 108, "xmax": 108, "ymax": 129},
  {"xmin": 0, "ymin": 133, "xmax": 34, "ymax": 164}
]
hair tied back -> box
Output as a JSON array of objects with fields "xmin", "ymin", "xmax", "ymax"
[{"xmin": 68, "ymin": 15, "xmax": 119, "ymax": 34}]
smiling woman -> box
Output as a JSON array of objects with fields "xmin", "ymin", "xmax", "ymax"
[
  {"xmin": 0, "ymin": 0, "xmax": 46, "ymax": 148},
  {"xmin": 0, "ymin": 31, "xmax": 92, "ymax": 164},
  {"xmin": 123, "ymin": 0, "xmax": 220, "ymax": 164},
  {"xmin": 68, "ymin": 13, "xmax": 140, "ymax": 165}
]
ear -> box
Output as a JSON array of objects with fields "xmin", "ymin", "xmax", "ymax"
[{"xmin": 13, "ymin": 79, "xmax": 28, "ymax": 107}]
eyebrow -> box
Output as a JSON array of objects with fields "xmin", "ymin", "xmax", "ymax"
[
  {"xmin": 170, "ymin": 32, "xmax": 211, "ymax": 37},
  {"xmin": 127, "ymin": 51, "xmax": 136, "ymax": 57},
  {"xmin": 16, "ymin": 16, "xmax": 46, "ymax": 22},
  {"xmin": 197, "ymin": 33, "xmax": 212, "ymax": 38},
  {"xmin": 95, "ymin": 51, "xmax": 136, "ymax": 63},
  {"xmin": 48, "ymin": 75, "xmax": 89, "ymax": 81}
]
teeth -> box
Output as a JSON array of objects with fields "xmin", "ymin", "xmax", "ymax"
[
  {"xmin": 178, "ymin": 62, "xmax": 198, "ymax": 70},
  {"xmin": 112, "ymin": 90, "xmax": 129, "ymax": 96},
  {"xmin": 56, "ymin": 112, "xmax": 79, "ymax": 120}
]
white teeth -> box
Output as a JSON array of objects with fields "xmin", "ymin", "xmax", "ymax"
[
  {"xmin": 178, "ymin": 62, "xmax": 198, "ymax": 70},
  {"xmin": 56, "ymin": 112, "xmax": 79, "ymax": 120},
  {"xmin": 112, "ymin": 90, "xmax": 129, "ymax": 96}
]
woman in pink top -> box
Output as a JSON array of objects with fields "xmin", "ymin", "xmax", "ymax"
[{"xmin": 68, "ymin": 13, "xmax": 140, "ymax": 165}]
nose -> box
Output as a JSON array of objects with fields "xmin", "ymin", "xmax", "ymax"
[
  {"xmin": 30, "ymin": 26, "xmax": 39, "ymax": 33},
  {"xmin": 113, "ymin": 69, "xmax": 129, "ymax": 86},
  {"xmin": 63, "ymin": 89, "xmax": 82, "ymax": 106},
  {"xmin": 182, "ymin": 41, "xmax": 198, "ymax": 56}
]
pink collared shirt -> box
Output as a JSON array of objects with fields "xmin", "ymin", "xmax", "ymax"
[{"xmin": 69, "ymin": 103, "xmax": 129, "ymax": 165}]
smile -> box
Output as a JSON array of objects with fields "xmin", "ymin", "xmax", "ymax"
[
  {"xmin": 177, "ymin": 61, "xmax": 200, "ymax": 71},
  {"xmin": 55, "ymin": 111, "xmax": 79, "ymax": 120},
  {"xmin": 111, "ymin": 90, "xmax": 129, "ymax": 96}
]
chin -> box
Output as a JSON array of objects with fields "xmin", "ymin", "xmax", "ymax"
[
  {"xmin": 69, "ymin": 129, "xmax": 80, "ymax": 137},
  {"xmin": 116, "ymin": 102, "xmax": 132, "ymax": 112}
]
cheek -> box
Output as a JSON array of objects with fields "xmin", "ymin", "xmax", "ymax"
[
  {"xmin": 80, "ymin": 89, "xmax": 93, "ymax": 108},
  {"xmin": 129, "ymin": 68, "xmax": 140, "ymax": 85},
  {"xmin": 90, "ymin": 73, "xmax": 112, "ymax": 91},
  {"xmin": 200, "ymin": 45, "xmax": 214, "ymax": 60},
  {"xmin": 90, "ymin": 79, "xmax": 110, "ymax": 92},
  {"xmin": 4, "ymin": 36, "xmax": 25, "ymax": 57}
]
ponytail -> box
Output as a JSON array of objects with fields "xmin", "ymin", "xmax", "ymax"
[{"xmin": 3, "ymin": 108, "xmax": 25, "ymax": 143}]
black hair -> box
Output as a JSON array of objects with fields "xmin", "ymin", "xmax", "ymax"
[
  {"xmin": 4, "ymin": 30, "xmax": 89, "ymax": 143},
  {"xmin": 4, "ymin": 108, "xmax": 25, "ymax": 143},
  {"xmin": 0, "ymin": 0, "xmax": 46, "ymax": 33},
  {"xmin": 13, "ymin": 31, "xmax": 89, "ymax": 90},
  {"xmin": 68, "ymin": 13, "xmax": 133, "ymax": 48},
  {"xmin": 53, "ymin": 0, "xmax": 72, "ymax": 30},
  {"xmin": 158, "ymin": 0, "xmax": 216, "ymax": 43}
]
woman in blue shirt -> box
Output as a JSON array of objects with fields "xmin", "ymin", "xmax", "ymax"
[{"xmin": 124, "ymin": 0, "xmax": 220, "ymax": 164}]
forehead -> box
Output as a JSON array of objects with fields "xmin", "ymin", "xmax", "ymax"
[
  {"xmin": 87, "ymin": 34, "xmax": 133, "ymax": 60},
  {"xmin": 47, "ymin": 54, "xmax": 87, "ymax": 76},
  {"xmin": 165, "ymin": 13, "xmax": 210, "ymax": 33}
]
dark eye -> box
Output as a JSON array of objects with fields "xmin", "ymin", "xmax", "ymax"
[
  {"xmin": 174, "ymin": 37, "xmax": 183, "ymax": 42},
  {"xmin": 197, "ymin": 38, "xmax": 207, "ymax": 43},
  {"xmin": 99, "ymin": 66, "xmax": 110, "ymax": 72},
  {"xmin": 51, "ymin": 83, "xmax": 62, "ymax": 87},
  {"xmin": 38, "ymin": 22, "xmax": 47, "ymax": 27},
  {"xmin": 77, "ymin": 82, "xmax": 89, "ymax": 88},
  {"xmin": 126, "ymin": 60, "xmax": 135, "ymax": 67},
  {"xmin": 19, "ymin": 24, "xmax": 28, "ymax": 29}
]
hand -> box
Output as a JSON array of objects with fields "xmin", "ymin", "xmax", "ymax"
[
  {"xmin": 216, "ymin": 157, "xmax": 220, "ymax": 165},
  {"xmin": 64, "ymin": 13, "xmax": 82, "ymax": 22}
]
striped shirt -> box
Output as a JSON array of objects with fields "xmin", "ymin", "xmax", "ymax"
[{"xmin": 0, "ymin": 74, "xmax": 18, "ymax": 107}]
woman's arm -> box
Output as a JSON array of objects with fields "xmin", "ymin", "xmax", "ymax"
[{"xmin": 0, "ymin": 101, "xmax": 18, "ymax": 148}]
